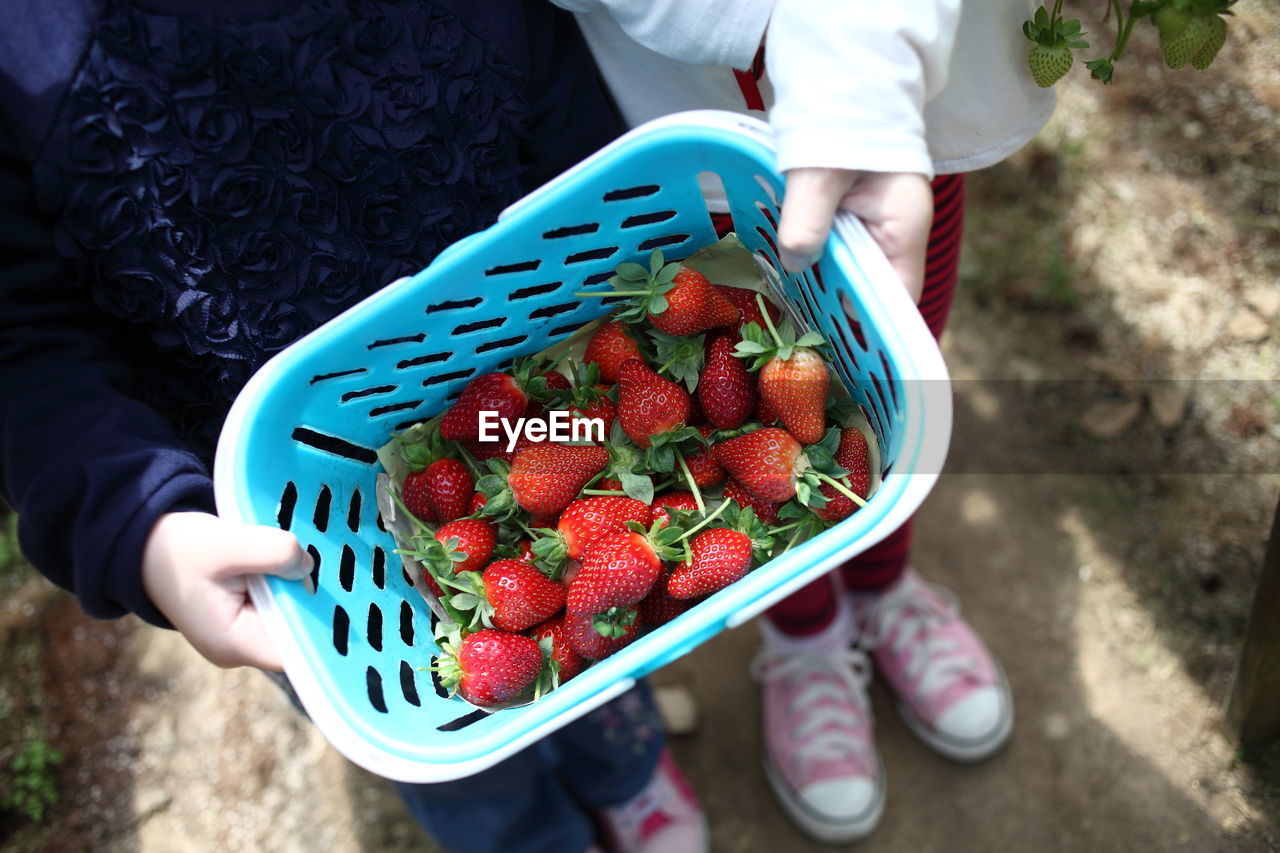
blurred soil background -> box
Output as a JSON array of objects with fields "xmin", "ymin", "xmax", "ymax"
[{"xmin": 2, "ymin": 3, "xmax": 1278, "ymax": 851}]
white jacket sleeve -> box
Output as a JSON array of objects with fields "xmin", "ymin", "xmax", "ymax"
[
  {"xmin": 548, "ymin": 0, "xmax": 772, "ymax": 69},
  {"xmin": 767, "ymin": 0, "xmax": 961, "ymax": 178}
]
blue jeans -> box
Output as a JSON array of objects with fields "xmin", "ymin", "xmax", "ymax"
[{"xmin": 268, "ymin": 673, "xmax": 665, "ymax": 853}]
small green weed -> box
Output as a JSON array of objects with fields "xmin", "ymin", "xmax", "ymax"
[{"xmin": 3, "ymin": 739, "xmax": 63, "ymax": 822}]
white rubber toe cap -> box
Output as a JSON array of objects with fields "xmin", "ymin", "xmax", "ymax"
[
  {"xmin": 800, "ymin": 778, "xmax": 877, "ymax": 822},
  {"xmin": 935, "ymin": 686, "xmax": 1003, "ymax": 741}
]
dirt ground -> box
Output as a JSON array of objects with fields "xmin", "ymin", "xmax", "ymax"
[{"xmin": 2, "ymin": 5, "xmax": 1278, "ymax": 852}]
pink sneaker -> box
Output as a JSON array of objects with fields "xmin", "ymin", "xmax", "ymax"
[
  {"xmin": 751, "ymin": 607, "xmax": 885, "ymax": 843},
  {"xmin": 597, "ymin": 749, "xmax": 708, "ymax": 853},
  {"xmin": 852, "ymin": 567, "xmax": 1014, "ymax": 762}
]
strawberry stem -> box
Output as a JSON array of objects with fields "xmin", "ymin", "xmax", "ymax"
[
  {"xmin": 768, "ymin": 522, "xmax": 802, "ymax": 535},
  {"xmin": 583, "ymin": 488, "xmax": 628, "ymax": 496},
  {"xmin": 757, "ymin": 292, "xmax": 785, "ymax": 349},
  {"xmin": 812, "ymin": 472, "xmax": 868, "ymax": 507},
  {"xmin": 386, "ymin": 485, "xmax": 435, "ymax": 535},
  {"xmin": 675, "ymin": 453, "xmax": 706, "ymax": 513},
  {"xmin": 778, "ymin": 524, "xmax": 808, "ymax": 556},
  {"xmin": 679, "ymin": 499, "xmax": 730, "ymax": 541},
  {"xmin": 515, "ymin": 519, "xmax": 539, "ymax": 538}
]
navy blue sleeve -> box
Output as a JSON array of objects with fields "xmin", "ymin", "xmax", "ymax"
[
  {"xmin": 0, "ymin": 125, "xmax": 214, "ymax": 628},
  {"xmin": 517, "ymin": 0, "xmax": 624, "ymax": 192}
]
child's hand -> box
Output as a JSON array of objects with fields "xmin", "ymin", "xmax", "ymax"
[
  {"xmin": 777, "ymin": 168, "xmax": 933, "ymax": 302},
  {"xmin": 141, "ymin": 512, "xmax": 313, "ymax": 671}
]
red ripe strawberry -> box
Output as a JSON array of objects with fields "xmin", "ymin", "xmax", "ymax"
[
  {"xmin": 542, "ymin": 371, "xmax": 572, "ymax": 393},
  {"xmin": 715, "ymin": 285, "xmax": 783, "ymax": 332},
  {"xmin": 813, "ymin": 428, "xmax": 872, "ymax": 522},
  {"xmin": 562, "ymin": 558, "xmax": 583, "ymax": 586},
  {"xmin": 557, "ymin": 497, "xmax": 653, "ymax": 561},
  {"xmin": 515, "ymin": 539, "xmax": 536, "ymax": 562},
  {"xmin": 436, "ymin": 629, "xmax": 543, "ymax": 707},
  {"xmin": 509, "ymin": 443, "xmax": 610, "ymax": 518},
  {"xmin": 651, "ymin": 491, "xmax": 700, "ymax": 528},
  {"xmin": 649, "ymin": 266, "xmax": 740, "ymax": 336},
  {"xmin": 759, "ymin": 347, "xmax": 829, "ymax": 446},
  {"xmin": 529, "ymin": 616, "xmax": 586, "ymax": 683},
  {"xmin": 480, "ymin": 559, "xmax": 566, "ymax": 632},
  {"xmin": 712, "ymin": 427, "xmax": 804, "ymax": 503},
  {"xmin": 616, "ymin": 358, "xmax": 690, "ymax": 448},
  {"xmin": 723, "ymin": 478, "xmax": 782, "ymax": 525},
  {"xmin": 400, "ymin": 469, "xmax": 437, "ymax": 524},
  {"xmin": 637, "ymin": 584, "xmax": 692, "ymax": 627},
  {"xmin": 468, "ymin": 491, "xmax": 487, "ymax": 515},
  {"xmin": 417, "ymin": 458, "xmax": 473, "ymax": 524},
  {"xmin": 584, "ymin": 321, "xmax": 643, "ymax": 384},
  {"xmin": 440, "ymin": 372, "xmax": 528, "ymax": 442},
  {"xmin": 563, "ymin": 611, "xmax": 639, "ymax": 661},
  {"xmin": 568, "ymin": 392, "xmax": 616, "ymax": 437},
  {"xmin": 435, "ymin": 518, "xmax": 497, "ymax": 575},
  {"xmin": 756, "ymin": 395, "xmax": 780, "ymax": 426},
  {"xmin": 681, "ymin": 425, "xmax": 725, "ymax": 490},
  {"xmin": 566, "ymin": 531, "xmax": 663, "ymax": 616},
  {"xmin": 698, "ymin": 335, "xmax": 756, "ymax": 429},
  {"xmin": 667, "ymin": 528, "xmax": 754, "ymax": 599}
]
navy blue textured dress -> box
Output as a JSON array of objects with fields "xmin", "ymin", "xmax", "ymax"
[{"xmin": 0, "ymin": 0, "xmax": 624, "ymax": 625}]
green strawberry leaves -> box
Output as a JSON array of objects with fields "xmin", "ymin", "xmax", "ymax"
[
  {"xmin": 649, "ymin": 329, "xmax": 706, "ymax": 392},
  {"xmin": 474, "ymin": 459, "xmax": 519, "ymax": 521},
  {"xmin": 600, "ymin": 250, "xmax": 683, "ymax": 325},
  {"xmin": 733, "ymin": 321, "xmax": 826, "ymax": 372}
]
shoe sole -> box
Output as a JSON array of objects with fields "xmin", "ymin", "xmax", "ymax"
[
  {"xmin": 762, "ymin": 754, "xmax": 886, "ymax": 844},
  {"xmin": 896, "ymin": 661, "xmax": 1015, "ymax": 763}
]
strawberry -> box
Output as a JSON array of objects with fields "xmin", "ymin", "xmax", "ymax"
[
  {"xmin": 712, "ymin": 426, "xmax": 848, "ymax": 509},
  {"xmin": 400, "ymin": 468, "xmax": 437, "ymax": 524},
  {"xmin": 468, "ymin": 491, "xmax": 487, "ymax": 515},
  {"xmin": 680, "ymin": 426, "xmax": 725, "ymax": 490},
  {"xmin": 420, "ymin": 458, "xmax": 473, "ymax": 524},
  {"xmin": 1160, "ymin": 11, "xmax": 1213, "ymax": 69},
  {"xmin": 616, "ymin": 358, "xmax": 691, "ymax": 448},
  {"xmin": 508, "ymin": 443, "xmax": 610, "ymax": 518},
  {"xmin": 651, "ymin": 491, "xmax": 700, "ymax": 528},
  {"xmin": 584, "ymin": 321, "xmax": 643, "ymax": 384},
  {"xmin": 756, "ymin": 395, "xmax": 779, "ymax": 426},
  {"xmin": 530, "ymin": 616, "xmax": 586, "ymax": 683},
  {"xmin": 567, "ymin": 389, "xmax": 617, "ymax": 437},
  {"xmin": 723, "ymin": 478, "xmax": 781, "ymax": 525},
  {"xmin": 434, "ymin": 518, "xmax": 496, "ymax": 575},
  {"xmin": 667, "ymin": 500, "xmax": 774, "ymax": 599},
  {"xmin": 711, "ymin": 427, "xmax": 804, "ymax": 503},
  {"xmin": 715, "ymin": 285, "xmax": 782, "ymax": 332},
  {"xmin": 736, "ymin": 320, "xmax": 830, "ymax": 445},
  {"xmin": 566, "ymin": 523, "xmax": 682, "ymax": 617},
  {"xmin": 435, "ymin": 629, "xmax": 543, "ymax": 707},
  {"xmin": 667, "ymin": 528, "xmax": 754, "ymax": 599},
  {"xmin": 566, "ymin": 531, "xmax": 664, "ymax": 616},
  {"xmin": 446, "ymin": 559, "xmax": 566, "ymax": 633},
  {"xmin": 563, "ymin": 611, "xmax": 638, "ymax": 661},
  {"xmin": 698, "ymin": 334, "xmax": 756, "ymax": 429},
  {"xmin": 558, "ymin": 497, "xmax": 654, "ymax": 561},
  {"xmin": 813, "ymin": 427, "xmax": 873, "ymax": 522},
  {"xmin": 636, "ymin": 585, "xmax": 692, "ymax": 627},
  {"xmin": 1027, "ymin": 42, "xmax": 1073, "ymax": 88},
  {"xmin": 440, "ymin": 372, "xmax": 528, "ymax": 442},
  {"xmin": 1191, "ymin": 14, "xmax": 1227, "ymax": 70},
  {"xmin": 595, "ymin": 250, "xmax": 740, "ymax": 337}
]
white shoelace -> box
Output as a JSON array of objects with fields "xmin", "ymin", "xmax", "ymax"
[
  {"xmin": 857, "ymin": 579, "xmax": 981, "ymax": 705},
  {"xmin": 750, "ymin": 647, "xmax": 875, "ymax": 769}
]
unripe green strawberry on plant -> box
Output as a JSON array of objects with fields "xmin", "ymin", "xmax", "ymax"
[
  {"xmin": 735, "ymin": 317, "xmax": 830, "ymax": 446},
  {"xmin": 1159, "ymin": 12, "xmax": 1216, "ymax": 69},
  {"xmin": 580, "ymin": 249, "xmax": 740, "ymax": 337},
  {"xmin": 1021, "ymin": 6, "xmax": 1088, "ymax": 88},
  {"xmin": 434, "ymin": 628, "xmax": 544, "ymax": 707},
  {"xmin": 445, "ymin": 559, "xmax": 567, "ymax": 633}
]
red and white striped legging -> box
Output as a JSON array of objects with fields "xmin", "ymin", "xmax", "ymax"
[{"xmin": 763, "ymin": 173, "xmax": 965, "ymax": 636}]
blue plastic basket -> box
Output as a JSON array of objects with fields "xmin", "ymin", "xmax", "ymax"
[{"xmin": 213, "ymin": 111, "xmax": 952, "ymax": 783}]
